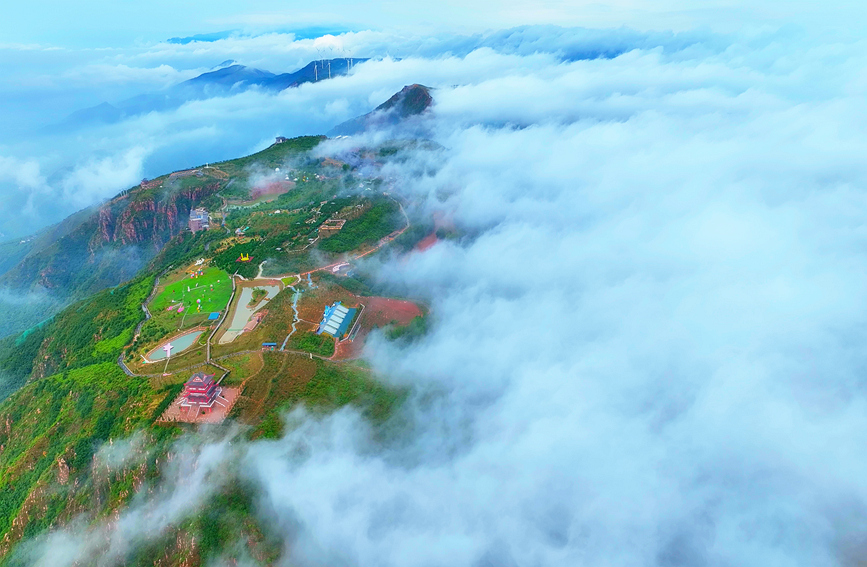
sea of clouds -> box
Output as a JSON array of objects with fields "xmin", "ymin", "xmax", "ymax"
[
  {"xmin": 0, "ymin": 26, "xmax": 723, "ymax": 239},
  {"xmin": 15, "ymin": 23, "xmax": 867, "ymax": 567}
]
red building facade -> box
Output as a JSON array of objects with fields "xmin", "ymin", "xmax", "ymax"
[{"xmin": 182, "ymin": 372, "xmax": 219, "ymax": 407}]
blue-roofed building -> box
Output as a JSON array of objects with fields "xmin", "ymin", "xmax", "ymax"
[
  {"xmin": 208, "ymin": 312, "xmax": 221, "ymax": 320},
  {"xmin": 316, "ymin": 302, "xmax": 356, "ymax": 338}
]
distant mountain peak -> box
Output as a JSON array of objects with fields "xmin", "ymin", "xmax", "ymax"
[
  {"xmin": 182, "ymin": 65, "xmax": 276, "ymax": 87},
  {"xmin": 213, "ymin": 60, "xmax": 238, "ymax": 70},
  {"xmin": 53, "ymin": 58, "xmax": 369, "ymax": 134},
  {"xmin": 329, "ymin": 84, "xmax": 433, "ymax": 136},
  {"xmin": 376, "ymin": 84, "xmax": 433, "ymax": 118}
]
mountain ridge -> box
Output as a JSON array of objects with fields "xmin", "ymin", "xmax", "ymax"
[
  {"xmin": 56, "ymin": 58, "xmax": 370, "ymax": 131},
  {"xmin": 329, "ymin": 83, "xmax": 433, "ymax": 136}
]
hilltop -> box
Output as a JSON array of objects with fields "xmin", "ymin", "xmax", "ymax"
[
  {"xmin": 0, "ymin": 85, "xmax": 441, "ymax": 565},
  {"xmin": 329, "ymin": 84, "xmax": 433, "ymax": 136}
]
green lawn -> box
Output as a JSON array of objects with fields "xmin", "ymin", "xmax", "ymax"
[{"xmin": 150, "ymin": 267, "xmax": 232, "ymax": 328}]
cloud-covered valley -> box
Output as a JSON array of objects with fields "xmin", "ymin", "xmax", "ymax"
[
  {"xmin": 13, "ymin": 22, "xmax": 867, "ymax": 566},
  {"xmin": 225, "ymin": 38, "xmax": 867, "ymax": 565}
]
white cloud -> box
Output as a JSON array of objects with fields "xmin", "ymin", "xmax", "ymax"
[
  {"xmin": 59, "ymin": 63, "xmax": 200, "ymax": 87},
  {"xmin": 6, "ymin": 23, "xmax": 867, "ymax": 564},
  {"xmin": 234, "ymin": 28, "xmax": 867, "ymax": 567},
  {"xmin": 58, "ymin": 146, "xmax": 148, "ymax": 209}
]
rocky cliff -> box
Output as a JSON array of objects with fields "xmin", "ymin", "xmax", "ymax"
[
  {"xmin": 0, "ymin": 181, "xmax": 222, "ymax": 336},
  {"xmin": 91, "ymin": 182, "xmax": 220, "ymax": 250}
]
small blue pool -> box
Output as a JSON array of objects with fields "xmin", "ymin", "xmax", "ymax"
[{"xmin": 146, "ymin": 330, "xmax": 204, "ymax": 362}]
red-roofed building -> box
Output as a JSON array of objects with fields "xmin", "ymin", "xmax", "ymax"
[{"xmin": 181, "ymin": 372, "xmax": 220, "ymax": 409}]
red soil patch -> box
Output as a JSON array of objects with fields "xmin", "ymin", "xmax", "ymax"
[
  {"xmin": 331, "ymin": 297, "xmax": 423, "ymax": 360},
  {"xmin": 362, "ymin": 297, "xmax": 423, "ymax": 327},
  {"xmin": 416, "ymin": 232, "xmax": 438, "ymax": 252},
  {"xmin": 251, "ymin": 180, "xmax": 294, "ymax": 199},
  {"xmin": 333, "ymin": 339, "xmax": 362, "ymax": 360}
]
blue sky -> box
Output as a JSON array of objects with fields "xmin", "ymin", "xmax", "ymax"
[{"xmin": 3, "ymin": 0, "xmax": 866, "ymax": 47}]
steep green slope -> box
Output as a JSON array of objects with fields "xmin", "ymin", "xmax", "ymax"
[
  {"xmin": 0, "ymin": 276, "xmax": 152, "ymax": 399},
  {"xmin": 0, "ymin": 363, "xmax": 159, "ymax": 550}
]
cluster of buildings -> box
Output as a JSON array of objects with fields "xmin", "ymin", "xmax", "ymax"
[
  {"xmin": 318, "ymin": 218, "xmax": 346, "ymax": 236},
  {"xmin": 157, "ymin": 371, "xmax": 238, "ymax": 422},
  {"xmin": 316, "ymin": 302, "xmax": 357, "ymax": 339},
  {"xmin": 189, "ymin": 208, "xmax": 210, "ymax": 233},
  {"xmin": 140, "ymin": 178, "xmax": 162, "ymax": 190}
]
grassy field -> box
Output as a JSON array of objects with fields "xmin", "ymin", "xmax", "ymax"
[
  {"xmin": 286, "ymin": 331, "xmax": 335, "ymax": 358},
  {"xmin": 219, "ymin": 353, "xmax": 264, "ymax": 386},
  {"xmin": 150, "ymin": 266, "xmax": 232, "ymax": 329},
  {"xmin": 229, "ymin": 354, "xmax": 405, "ymax": 439}
]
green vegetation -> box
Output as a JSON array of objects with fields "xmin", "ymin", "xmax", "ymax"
[
  {"xmin": 215, "ymin": 135, "xmax": 325, "ymax": 176},
  {"xmin": 248, "ymin": 288, "xmax": 267, "ymax": 308},
  {"xmin": 286, "ymin": 332, "xmax": 335, "ymax": 358},
  {"xmin": 393, "ymin": 218, "xmax": 435, "ymax": 251},
  {"xmin": 241, "ymin": 356, "xmax": 405, "ymax": 439},
  {"xmin": 386, "ymin": 315, "xmax": 429, "ymax": 343},
  {"xmin": 150, "ymin": 267, "xmax": 232, "ymax": 326},
  {"xmin": 219, "ymin": 353, "xmax": 263, "ymax": 386},
  {"xmin": 0, "ymin": 277, "xmax": 152, "ymax": 394},
  {"xmin": 318, "ymin": 271, "xmax": 377, "ymax": 296},
  {"xmin": 149, "ymin": 383, "xmax": 184, "ymax": 422},
  {"xmin": 301, "ymin": 364, "xmax": 404, "ymax": 423},
  {"xmin": 127, "ymin": 266, "xmax": 229, "ymax": 361},
  {"xmin": 0, "ymin": 124, "xmax": 430, "ymax": 561},
  {"xmin": 0, "ymin": 363, "xmax": 158, "ymax": 543},
  {"xmin": 148, "ymin": 228, "xmax": 224, "ymax": 272},
  {"xmin": 318, "ymin": 200, "xmax": 403, "ymax": 253},
  {"xmin": 192, "ymin": 480, "xmax": 281, "ymax": 564}
]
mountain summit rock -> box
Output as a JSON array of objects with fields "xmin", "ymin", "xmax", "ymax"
[{"xmin": 329, "ymin": 84, "xmax": 433, "ymax": 136}]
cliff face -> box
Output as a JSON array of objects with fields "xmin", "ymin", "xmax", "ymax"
[
  {"xmin": 91, "ymin": 182, "xmax": 220, "ymax": 251},
  {"xmin": 0, "ymin": 182, "xmax": 221, "ymax": 315}
]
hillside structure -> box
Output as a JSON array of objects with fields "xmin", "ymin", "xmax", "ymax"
[
  {"xmin": 317, "ymin": 302, "xmax": 356, "ymax": 338},
  {"xmin": 189, "ymin": 208, "xmax": 210, "ymax": 233},
  {"xmin": 181, "ymin": 372, "xmax": 220, "ymax": 410}
]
